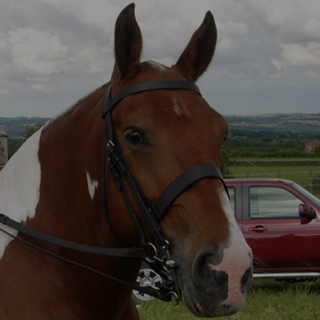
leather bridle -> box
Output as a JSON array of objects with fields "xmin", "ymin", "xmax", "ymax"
[
  {"xmin": 0, "ymin": 79, "xmax": 228, "ymax": 305},
  {"xmin": 101, "ymin": 79, "xmax": 228, "ymax": 302}
]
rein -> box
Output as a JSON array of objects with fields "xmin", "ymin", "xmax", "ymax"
[
  {"xmin": 0, "ymin": 214, "xmax": 171, "ymax": 302},
  {"xmin": 0, "ymin": 79, "xmax": 228, "ymax": 305}
]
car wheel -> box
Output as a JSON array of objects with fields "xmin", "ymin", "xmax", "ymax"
[{"xmin": 133, "ymin": 267, "xmax": 163, "ymax": 303}]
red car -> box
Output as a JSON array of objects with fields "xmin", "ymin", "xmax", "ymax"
[
  {"xmin": 134, "ymin": 178, "xmax": 320, "ymax": 302},
  {"xmin": 228, "ymin": 178, "xmax": 320, "ymax": 279}
]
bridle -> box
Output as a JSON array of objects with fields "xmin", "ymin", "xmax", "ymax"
[
  {"xmin": 0, "ymin": 79, "xmax": 228, "ymax": 305},
  {"xmin": 101, "ymin": 79, "xmax": 228, "ymax": 302}
]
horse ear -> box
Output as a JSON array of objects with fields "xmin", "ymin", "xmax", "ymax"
[
  {"xmin": 174, "ymin": 11, "xmax": 217, "ymax": 82},
  {"xmin": 112, "ymin": 3, "xmax": 142, "ymax": 81}
]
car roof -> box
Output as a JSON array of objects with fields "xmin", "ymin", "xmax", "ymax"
[{"xmin": 225, "ymin": 178, "xmax": 295, "ymax": 185}]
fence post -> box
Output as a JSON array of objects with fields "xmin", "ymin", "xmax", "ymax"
[{"xmin": 309, "ymin": 171, "xmax": 313, "ymax": 194}]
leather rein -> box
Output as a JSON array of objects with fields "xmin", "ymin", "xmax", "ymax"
[{"xmin": 0, "ymin": 79, "xmax": 228, "ymax": 305}]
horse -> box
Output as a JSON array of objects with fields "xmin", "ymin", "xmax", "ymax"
[{"xmin": 0, "ymin": 3, "xmax": 252, "ymax": 319}]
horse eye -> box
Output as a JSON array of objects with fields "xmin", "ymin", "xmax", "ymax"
[{"xmin": 125, "ymin": 130, "xmax": 145, "ymax": 146}]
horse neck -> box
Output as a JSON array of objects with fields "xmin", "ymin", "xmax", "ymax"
[
  {"xmin": 36, "ymin": 85, "xmax": 116, "ymax": 244},
  {"xmin": 0, "ymin": 85, "xmax": 140, "ymax": 318},
  {"xmin": 36, "ymin": 87, "xmax": 141, "ymax": 315}
]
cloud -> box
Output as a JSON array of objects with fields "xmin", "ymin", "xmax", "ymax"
[
  {"xmin": 0, "ymin": 0, "xmax": 113, "ymax": 99},
  {"xmin": 0, "ymin": 0, "xmax": 320, "ymax": 116},
  {"xmin": 8, "ymin": 28, "xmax": 70, "ymax": 79},
  {"xmin": 281, "ymin": 42, "xmax": 320, "ymax": 67},
  {"xmin": 302, "ymin": 19, "xmax": 320, "ymax": 41}
]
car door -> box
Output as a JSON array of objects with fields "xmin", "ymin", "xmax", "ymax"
[
  {"xmin": 241, "ymin": 183, "xmax": 320, "ymax": 274},
  {"xmin": 227, "ymin": 183, "xmax": 241, "ymax": 219}
]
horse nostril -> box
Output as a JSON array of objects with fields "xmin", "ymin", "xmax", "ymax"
[
  {"xmin": 193, "ymin": 250, "xmax": 221, "ymax": 281},
  {"xmin": 192, "ymin": 252, "xmax": 229, "ymax": 297},
  {"xmin": 206, "ymin": 253, "xmax": 222, "ymax": 266},
  {"xmin": 241, "ymin": 267, "xmax": 253, "ymax": 294}
]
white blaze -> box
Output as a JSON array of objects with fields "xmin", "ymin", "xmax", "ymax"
[
  {"xmin": 172, "ymin": 99, "xmax": 183, "ymax": 116},
  {"xmin": 86, "ymin": 172, "xmax": 98, "ymax": 200}
]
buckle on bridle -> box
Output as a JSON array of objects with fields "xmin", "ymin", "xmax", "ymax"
[
  {"xmin": 106, "ymin": 140, "xmax": 128, "ymax": 191},
  {"xmin": 168, "ymin": 291, "xmax": 180, "ymax": 306},
  {"xmin": 145, "ymin": 242, "xmax": 158, "ymax": 263},
  {"xmin": 144, "ymin": 240, "xmax": 181, "ymax": 304},
  {"xmin": 106, "ymin": 139, "xmax": 115, "ymax": 152},
  {"xmin": 161, "ymin": 241, "xmax": 181, "ymax": 302}
]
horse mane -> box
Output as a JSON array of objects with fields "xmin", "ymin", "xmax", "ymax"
[
  {"xmin": 48, "ymin": 83, "xmax": 110, "ymax": 127},
  {"xmin": 75, "ymin": 83, "xmax": 110, "ymax": 108}
]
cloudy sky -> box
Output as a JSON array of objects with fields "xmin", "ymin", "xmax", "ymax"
[{"xmin": 1, "ymin": 0, "xmax": 320, "ymax": 117}]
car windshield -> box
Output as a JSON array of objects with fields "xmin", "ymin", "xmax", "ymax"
[{"xmin": 292, "ymin": 183, "xmax": 320, "ymax": 208}]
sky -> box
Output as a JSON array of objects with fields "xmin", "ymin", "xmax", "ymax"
[{"xmin": 0, "ymin": 0, "xmax": 320, "ymax": 117}]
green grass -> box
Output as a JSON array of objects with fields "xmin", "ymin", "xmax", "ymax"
[
  {"xmin": 235, "ymin": 158, "xmax": 319, "ymax": 162},
  {"xmin": 138, "ymin": 279, "xmax": 320, "ymax": 320}
]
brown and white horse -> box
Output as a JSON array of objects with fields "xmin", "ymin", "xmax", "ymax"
[{"xmin": 0, "ymin": 4, "xmax": 252, "ymax": 319}]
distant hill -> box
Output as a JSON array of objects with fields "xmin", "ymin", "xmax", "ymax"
[
  {"xmin": 1, "ymin": 113, "xmax": 320, "ymax": 139},
  {"xmin": 0, "ymin": 117, "xmax": 50, "ymax": 139},
  {"xmin": 225, "ymin": 113, "xmax": 320, "ymax": 134}
]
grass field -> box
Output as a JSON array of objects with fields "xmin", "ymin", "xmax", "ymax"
[
  {"xmin": 228, "ymin": 164, "xmax": 320, "ymax": 194},
  {"xmin": 138, "ymin": 279, "xmax": 320, "ymax": 320}
]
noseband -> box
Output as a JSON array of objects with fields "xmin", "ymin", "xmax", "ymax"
[{"xmin": 0, "ymin": 80, "xmax": 228, "ymax": 306}]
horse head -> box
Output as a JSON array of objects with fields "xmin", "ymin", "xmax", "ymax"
[
  {"xmin": 0, "ymin": 3, "xmax": 252, "ymax": 319},
  {"xmin": 105, "ymin": 3, "xmax": 253, "ymax": 317}
]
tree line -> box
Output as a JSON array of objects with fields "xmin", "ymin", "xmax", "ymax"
[
  {"xmin": 7, "ymin": 125, "xmax": 320, "ymax": 178},
  {"xmin": 224, "ymin": 129, "xmax": 320, "ymax": 159},
  {"xmin": 7, "ymin": 123, "xmax": 43, "ymax": 158}
]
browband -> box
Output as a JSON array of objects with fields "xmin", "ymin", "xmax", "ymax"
[{"xmin": 102, "ymin": 80, "xmax": 201, "ymax": 118}]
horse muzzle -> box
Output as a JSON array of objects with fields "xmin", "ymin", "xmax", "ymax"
[{"xmin": 176, "ymin": 245, "xmax": 253, "ymax": 317}]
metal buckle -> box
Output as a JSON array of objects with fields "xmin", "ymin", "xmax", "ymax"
[
  {"xmin": 162, "ymin": 240, "xmax": 181, "ymax": 304},
  {"xmin": 106, "ymin": 139, "xmax": 115, "ymax": 154},
  {"xmin": 145, "ymin": 242, "xmax": 158, "ymax": 263},
  {"xmin": 168, "ymin": 291, "xmax": 180, "ymax": 306},
  {"xmin": 144, "ymin": 241, "xmax": 181, "ymax": 306}
]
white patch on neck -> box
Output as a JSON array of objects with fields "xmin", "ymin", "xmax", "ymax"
[
  {"xmin": 0, "ymin": 128, "xmax": 43, "ymax": 260},
  {"xmin": 146, "ymin": 60, "xmax": 167, "ymax": 72},
  {"xmin": 86, "ymin": 172, "xmax": 98, "ymax": 200},
  {"xmin": 172, "ymin": 99, "xmax": 183, "ymax": 116}
]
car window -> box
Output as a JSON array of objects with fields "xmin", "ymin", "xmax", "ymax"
[
  {"xmin": 292, "ymin": 183, "xmax": 320, "ymax": 208},
  {"xmin": 249, "ymin": 186, "xmax": 301, "ymax": 219},
  {"xmin": 227, "ymin": 187, "xmax": 235, "ymax": 214}
]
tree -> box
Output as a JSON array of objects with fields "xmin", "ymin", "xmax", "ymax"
[
  {"xmin": 8, "ymin": 123, "xmax": 44, "ymax": 159},
  {"xmin": 24, "ymin": 123, "xmax": 44, "ymax": 139},
  {"xmin": 221, "ymin": 145, "xmax": 235, "ymax": 178}
]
